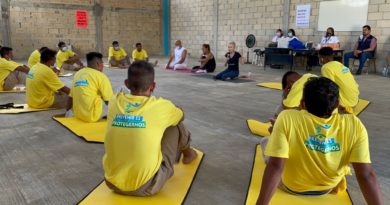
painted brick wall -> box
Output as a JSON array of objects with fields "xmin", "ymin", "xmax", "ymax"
[
  {"xmin": 7, "ymin": 0, "xmax": 162, "ymax": 60},
  {"xmin": 171, "ymin": 0, "xmax": 390, "ymax": 71}
]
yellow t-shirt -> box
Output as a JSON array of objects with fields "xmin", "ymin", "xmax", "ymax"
[
  {"xmin": 283, "ymin": 73, "xmax": 318, "ymax": 108},
  {"xmin": 103, "ymin": 93, "xmax": 183, "ymax": 191},
  {"xmin": 132, "ymin": 49, "xmax": 148, "ymax": 61},
  {"xmin": 321, "ymin": 61, "xmax": 359, "ymax": 108},
  {"xmin": 56, "ymin": 50, "xmax": 75, "ymax": 68},
  {"xmin": 28, "ymin": 50, "xmax": 41, "ymax": 68},
  {"xmin": 108, "ymin": 47, "xmax": 127, "ymax": 61},
  {"xmin": 71, "ymin": 67, "xmax": 113, "ymax": 122},
  {"xmin": 26, "ymin": 63, "xmax": 65, "ymax": 108},
  {"xmin": 265, "ymin": 109, "xmax": 370, "ymax": 192},
  {"xmin": 0, "ymin": 58, "xmax": 22, "ymax": 91}
]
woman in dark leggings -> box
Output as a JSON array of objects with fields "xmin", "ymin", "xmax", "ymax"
[
  {"xmin": 214, "ymin": 42, "xmax": 244, "ymax": 80},
  {"xmin": 192, "ymin": 44, "xmax": 216, "ymax": 73}
]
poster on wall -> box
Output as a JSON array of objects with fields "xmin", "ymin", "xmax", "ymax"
[
  {"xmin": 76, "ymin": 10, "xmax": 88, "ymax": 28},
  {"xmin": 296, "ymin": 4, "xmax": 311, "ymax": 27}
]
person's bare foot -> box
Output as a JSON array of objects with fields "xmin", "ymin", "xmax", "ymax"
[{"xmin": 182, "ymin": 148, "xmax": 197, "ymax": 164}]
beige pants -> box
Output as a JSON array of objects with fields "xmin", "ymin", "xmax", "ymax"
[
  {"xmin": 109, "ymin": 57, "xmax": 130, "ymax": 67},
  {"xmin": 106, "ymin": 122, "xmax": 192, "ymax": 196},
  {"xmin": 51, "ymin": 92, "xmax": 71, "ymax": 109},
  {"xmin": 3, "ymin": 70, "xmax": 26, "ymax": 91}
]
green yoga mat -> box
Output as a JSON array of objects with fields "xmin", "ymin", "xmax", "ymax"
[{"xmin": 192, "ymin": 74, "xmax": 254, "ymax": 83}]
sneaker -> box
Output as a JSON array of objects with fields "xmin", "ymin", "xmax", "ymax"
[
  {"xmin": 355, "ymin": 70, "xmax": 362, "ymax": 75},
  {"xmin": 196, "ymin": 69, "xmax": 206, "ymax": 73}
]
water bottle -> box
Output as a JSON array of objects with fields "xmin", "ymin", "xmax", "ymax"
[{"xmin": 382, "ymin": 67, "xmax": 389, "ymax": 77}]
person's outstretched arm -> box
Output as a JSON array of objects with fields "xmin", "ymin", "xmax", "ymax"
[
  {"xmin": 256, "ymin": 157, "xmax": 286, "ymax": 205},
  {"xmin": 352, "ymin": 163, "xmax": 383, "ymax": 205}
]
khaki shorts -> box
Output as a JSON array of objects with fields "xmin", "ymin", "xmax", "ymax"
[
  {"xmin": 3, "ymin": 70, "xmax": 26, "ymax": 91},
  {"xmin": 105, "ymin": 122, "xmax": 192, "ymax": 196},
  {"xmin": 51, "ymin": 92, "xmax": 71, "ymax": 109}
]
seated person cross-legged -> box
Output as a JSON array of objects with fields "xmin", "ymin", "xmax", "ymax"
[
  {"xmin": 166, "ymin": 40, "xmax": 188, "ymax": 70},
  {"xmin": 71, "ymin": 52, "xmax": 113, "ymax": 122},
  {"xmin": 214, "ymin": 41, "xmax": 244, "ymax": 81},
  {"xmin": 256, "ymin": 77, "xmax": 383, "ymax": 205},
  {"xmin": 28, "ymin": 47, "xmax": 48, "ymax": 68},
  {"xmin": 56, "ymin": 41, "xmax": 84, "ymax": 72},
  {"xmin": 192, "ymin": 44, "xmax": 216, "ymax": 73},
  {"xmin": 103, "ymin": 61, "xmax": 197, "ymax": 196},
  {"xmin": 343, "ymin": 25, "xmax": 377, "ymax": 75},
  {"xmin": 109, "ymin": 41, "xmax": 131, "ymax": 68},
  {"xmin": 132, "ymin": 43, "xmax": 158, "ymax": 66},
  {"xmin": 319, "ymin": 47, "xmax": 360, "ymax": 113},
  {"xmin": 0, "ymin": 47, "xmax": 29, "ymax": 91},
  {"xmin": 27, "ymin": 49, "xmax": 71, "ymax": 109}
]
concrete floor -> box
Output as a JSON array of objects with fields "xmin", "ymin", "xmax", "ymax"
[{"xmin": 0, "ymin": 57, "xmax": 389, "ymax": 205}]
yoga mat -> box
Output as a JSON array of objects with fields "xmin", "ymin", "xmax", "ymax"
[
  {"xmin": 53, "ymin": 117, "xmax": 106, "ymax": 143},
  {"xmin": 256, "ymin": 82, "xmax": 282, "ymax": 90},
  {"xmin": 0, "ymin": 86, "xmax": 26, "ymax": 93},
  {"xmin": 59, "ymin": 73, "xmax": 73, "ymax": 77},
  {"xmin": 78, "ymin": 149, "xmax": 204, "ymax": 205},
  {"xmin": 165, "ymin": 68, "xmax": 193, "ymax": 73},
  {"xmin": 354, "ymin": 99, "xmax": 370, "ymax": 116},
  {"xmin": 0, "ymin": 104, "xmax": 53, "ymax": 114},
  {"xmin": 247, "ymin": 119, "xmax": 271, "ymax": 137},
  {"xmin": 192, "ymin": 74, "xmax": 255, "ymax": 83},
  {"xmin": 245, "ymin": 145, "xmax": 353, "ymax": 205}
]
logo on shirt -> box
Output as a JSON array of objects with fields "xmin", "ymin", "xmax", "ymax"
[
  {"xmin": 341, "ymin": 66, "xmax": 349, "ymax": 74},
  {"xmin": 112, "ymin": 114, "xmax": 146, "ymax": 128},
  {"xmin": 304, "ymin": 124, "xmax": 340, "ymax": 154},
  {"xmin": 125, "ymin": 102, "xmax": 141, "ymax": 113},
  {"xmin": 74, "ymin": 79, "xmax": 89, "ymax": 87},
  {"xmin": 27, "ymin": 73, "xmax": 34, "ymax": 79}
]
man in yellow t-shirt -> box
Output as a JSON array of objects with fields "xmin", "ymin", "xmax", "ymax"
[
  {"xmin": 27, "ymin": 47, "xmax": 48, "ymax": 68},
  {"xmin": 0, "ymin": 47, "xmax": 29, "ymax": 91},
  {"xmin": 108, "ymin": 41, "xmax": 130, "ymax": 68},
  {"xmin": 103, "ymin": 61, "xmax": 197, "ymax": 196},
  {"xmin": 319, "ymin": 47, "xmax": 360, "ymax": 113},
  {"xmin": 256, "ymin": 77, "xmax": 383, "ymax": 205},
  {"xmin": 71, "ymin": 52, "xmax": 113, "ymax": 122},
  {"xmin": 56, "ymin": 41, "xmax": 84, "ymax": 72},
  {"xmin": 132, "ymin": 43, "xmax": 158, "ymax": 66},
  {"xmin": 27, "ymin": 49, "xmax": 71, "ymax": 109}
]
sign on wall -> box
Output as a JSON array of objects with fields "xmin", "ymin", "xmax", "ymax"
[
  {"xmin": 76, "ymin": 10, "xmax": 88, "ymax": 28},
  {"xmin": 296, "ymin": 4, "xmax": 311, "ymax": 27}
]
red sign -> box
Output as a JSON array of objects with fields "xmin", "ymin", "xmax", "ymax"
[{"xmin": 76, "ymin": 10, "xmax": 88, "ymax": 28}]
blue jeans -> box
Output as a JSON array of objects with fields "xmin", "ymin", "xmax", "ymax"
[
  {"xmin": 344, "ymin": 51, "xmax": 374, "ymax": 72},
  {"xmin": 215, "ymin": 69, "xmax": 239, "ymax": 80}
]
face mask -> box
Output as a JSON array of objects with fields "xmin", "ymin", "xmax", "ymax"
[
  {"xmin": 288, "ymin": 32, "xmax": 293, "ymax": 37},
  {"xmin": 276, "ymin": 32, "xmax": 281, "ymax": 37},
  {"xmin": 114, "ymin": 46, "xmax": 120, "ymax": 51},
  {"xmin": 61, "ymin": 47, "xmax": 67, "ymax": 51}
]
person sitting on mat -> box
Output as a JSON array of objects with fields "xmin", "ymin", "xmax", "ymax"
[
  {"xmin": 28, "ymin": 47, "xmax": 48, "ymax": 68},
  {"xmin": 166, "ymin": 40, "xmax": 188, "ymax": 70},
  {"xmin": 0, "ymin": 47, "xmax": 29, "ymax": 91},
  {"xmin": 192, "ymin": 44, "xmax": 216, "ymax": 73},
  {"xmin": 214, "ymin": 42, "xmax": 244, "ymax": 81},
  {"xmin": 103, "ymin": 61, "xmax": 198, "ymax": 196},
  {"xmin": 109, "ymin": 41, "xmax": 130, "ymax": 68},
  {"xmin": 27, "ymin": 49, "xmax": 71, "ymax": 109},
  {"xmin": 56, "ymin": 41, "xmax": 84, "ymax": 72},
  {"xmin": 132, "ymin": 42, "xmax": 158, "ymax": 66},
  {"xmin": 71, "ymin": 52, "xmax": 113, "ymax": 122},
  {"xmin": 319, "ymin": 47, "xmax": 359, "ymax": 113},
  {"xmin": 343, "ymin": 25, "xmax": 377, "ymax": 75},
  {"xmin": 256, "ymin": 77, "xmax": 383, "ymax": 205}
]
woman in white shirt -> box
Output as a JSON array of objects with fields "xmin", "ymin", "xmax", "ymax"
[
  {"xmin": 271, "ymin": 29, "xmax": 284, "ymax": 43},
  {"xmin": 320, "ymin": 27, "xmax": 340, "ymax": 48}
]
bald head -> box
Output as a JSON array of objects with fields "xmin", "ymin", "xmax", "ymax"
[{"xmin": 175, "ymin": 40, "xmax": 182, "ymax": 47}]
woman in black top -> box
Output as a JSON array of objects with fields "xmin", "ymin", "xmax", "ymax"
[
  {"xmin": 214, "ymin": 42, "xmax": 244, "ymax": 80},
  {"xmin": 192, "ymin": 44, "xmax": 216, "ymax": 73}
]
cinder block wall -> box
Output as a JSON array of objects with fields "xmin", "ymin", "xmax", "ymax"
[
  {"xmin": 171, "ymin": 0, "xmax": 390, "ymax": 71},
  {"xmin": 5, "ymin": 0, "xmax": 162, "ymax": 60}
]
